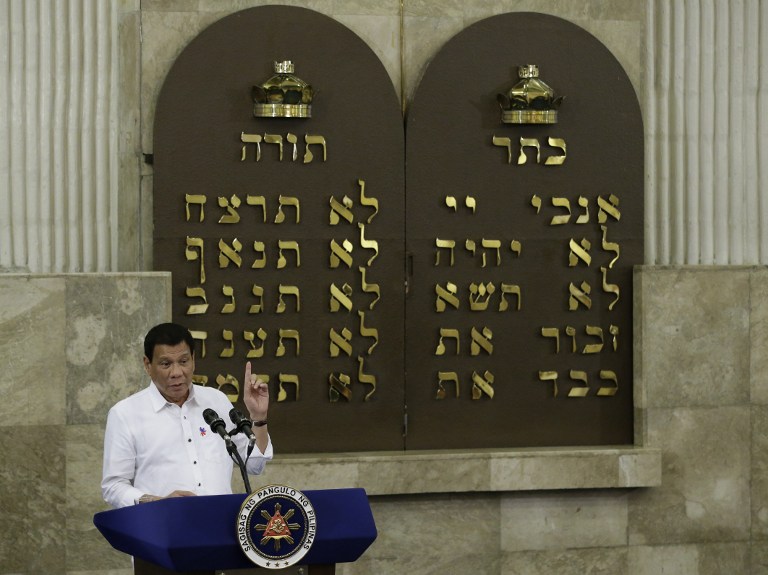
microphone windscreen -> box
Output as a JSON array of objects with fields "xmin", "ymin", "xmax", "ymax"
[{"xmin": 203, "ymin": 408, "xmax": 223, "ymax": 428}]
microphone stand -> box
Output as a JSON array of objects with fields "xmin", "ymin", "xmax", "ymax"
[{"xmin": 227, "ymin": 432, "xmax": 252, "ymax": 493}]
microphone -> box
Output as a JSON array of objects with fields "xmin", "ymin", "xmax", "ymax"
[
  {"xmin": 203, "ymin": 408, "xmax": 233, "ymax": 446},
  {"xmin": 229, "ymin": 408, "xmax": 256, "ymax": 444}
]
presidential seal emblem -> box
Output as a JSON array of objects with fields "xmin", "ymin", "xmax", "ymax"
[{"xmin": 237, "ymin": 485, "xmax": 317, "ymax": 569}]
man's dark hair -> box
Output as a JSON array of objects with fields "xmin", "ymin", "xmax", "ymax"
[{"xmin": 144, "ymin": 323, "xmax": 196, "ymax": 361}]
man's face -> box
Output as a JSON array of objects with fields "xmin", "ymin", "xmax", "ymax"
[{"xmin": 143, "ymin": 342, "xmax": 195, "ymax": 406}]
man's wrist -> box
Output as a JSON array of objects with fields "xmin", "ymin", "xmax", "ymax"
[
  {"xmin": 137, "ymin": 494, "xmax": 158, "ymax": 504},
  {"xmin": 252, "ymin": 419, "xmax": 268, "ymax": 427}
]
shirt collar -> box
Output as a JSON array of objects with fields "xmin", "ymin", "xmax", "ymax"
[{"xmin": 148, "ymin": 380, "xmax": 197, "ymax": 411}]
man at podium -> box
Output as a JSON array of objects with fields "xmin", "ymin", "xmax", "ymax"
[{"xmin": 101, "ymin": 322, "xmax": 273, "ymax": 508}]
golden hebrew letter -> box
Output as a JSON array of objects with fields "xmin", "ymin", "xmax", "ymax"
[
  {"xmin": 264, "ymin": 133, "xmax": 284, "ymax": 160},
  {"xmin": 582, "ymin": 325, "xmax": 604, "ymax": 354},
  {"xmin": 218, "ymin": 238, "xmax": 243, "ymax": 268},
  {"xmin": 220, "ymin": 329, "xmax": 235, "ymax": 358},
  {"xmin": 499, "ymin": 283, "xmax": 521, "ymax": 311},
  {"xmin": 189, "ymin": 330, "xmax": 207, "ymax": 359},
  {"xmin": 240, "ymin": 132, "xmax": 262, "ymax": 161},
  {"xmin": 303, "ymin": 134, "xmax": 327, "ymax": 163},
  {"xmin": 471, "ymin": 370, "xmax": 495, "ymax": 399},
  {"xmin": 565, "ymin": 325, "xmax": 577, "ymax": 352},
  {"xmin": 287, "ymin": 133, "xmax": 298, "ymax": 161},
  {"xmin": 597, "ymin": 194, "xmax": 621, "ymax": 223},
  {"xmin": 358, "ymin": 311, "xmax": 378, "ymax": 354},
  {"xmin": 470, "ymin": 326, "xmax": 494, "ymax": 356},
  {"xmin": 575, "ymin": 196, "xmax": 589, "ymax": 224},
  {"xmin": 601, "ymin": 267, "xmax": 620, "ymax": 310},
  {"xmin": 492, "ymin": 135, "xmax": 513, "ymax": 163},
  {"xmin": 358, "ymin": 356, "xmax": 377, "ymax": 401},
  {"xmin": 359, "ymin": 266, "xmax": 380, "ymax": 310},
  {"xmin": 568, "ymin": 370, "xmax": 589, "ymax": 397},
  {"xmin": 435, "ymin": 281, "xmax": 460, "ymax": 312},
  {"xmin": 244, "ymin": 328, "xmax": 267, "ymax": 358},
  {"xmin": 329, "ymin": 282, "xmax": 353, "ymax": 312},
  {"xmin": 435, "ymin": 238, "xmax": 456, "ymax": 266},
  {"xmin": 610, "ymin": 325, "xmax": 619, "ymax": 351},
  {"xmin": 601, "ymin": 225, "xmax": 620, "ymax": 268},
  {"xmin": 329, "ymin": 327, "xmax": 353, "ymax": 357},
  {"xmin": 276, "ymin": 329, "xmax": 299, "ymax": 357},
  {"xmin": 359, "ymin": 179, "xmax": 378, "ymax": 223},
  {"xmin": 445, "ymin": 196, "xmax": 457, "ymax": 211},
  {"xmin": 539, "ymin": 370, "xmax": 559, "ymax": 397},
  {"xmin": 568, "ymin": 281, "xmax": 592, "ymax": 310},
  {"xmin": 541, "ymin": 327, "xmax": 560, "ymax": 353},
  {"xmin": 329, "ymin": 238, "xmax": 354, "ymax": 268},
  {"xmin": 435, "ymin": 328, "xmax": 460, "ymax": 355},
  {"xmin": 465, "ymin": 196, "xmax": 476, "ymax": 213},
  {"xmin": 185, "ymin": 286, "xmax": 209, "ymax": 315},
  {"xmin": 217, "ymin": 195, "xmax": 241, "ymax": 224},
  {"xmin": 215, "ymin": 373, "xmax": 239, "ymax": 403},
  {"xmin": 531, "ymin": 194, "xmax": 542, "ymax": 214},
  {"xmin": 277, "ymin": 240, "xmax": 300, "ymax": 269},
  {"xmin": 329, "ymin": 195, "xmax": 354, "ymax": 225},
  {"xmin": 465, "ymin": 239, "xmax": 476, "ymax": 256},
  {"xmin": 597, "ymin": 370, "xmax": 618, "ymax": 396},
  {"xmin": 246, "ymin": 195, "xmax": 267, "ymax": 222},
  {"xmin": 277, "ymin": 285, "xmax": 300, "ymax": 313},
  {"xmin": 518, "ymin": 137, "xmax": 541, "ymax": 164},
  {"xmin": 278, "ymin": 373, "xmax": 300, "ymax": 401},
  {"xmin": 328, "ymin": 372, "xmax": 352, "ymax": 402},
  {"xmin": 192, "ymin": 374, "xmax": 208, "ymax": 386},
  {"xmin": 550, "ymin": 197, "xmax": 571, "ymax": 225},
  {"xmin": 568, "ymin": 238, "xmax": 592, "ymax": 267},
  {"xmin": 510, "ymin": 240, "xmax": 522, "ymax": 257},
  {"xmin": 185, "ymin": 194, "xmax": 206, "ymax": 222},
  {"xmin": 481, "ymin": 239, "xmax": 501, "ymax": 267},
  {"xmin": 249, "ymin": 285, "xmax": 265, "ymax": 314},
  {"xmin": 251, "ymin": 241, "xmax": 266, "ymax": 269},
  {"xmin": 469, "ymin": 282, "xmax": 495, "ymax": 311},
  {"xmin": 221, "ymin": 285, "xmax": 236, "ymax": 314},
  {"xmin": 359, "ymin": 223, "xmax": 379, "ymax": 266},
  {"xmin": 275, "ymin": 195, "xmax": 300, "ymax": 224},
  {"xmin": 436, "ymin": 371, "xmax": 460, "ymax": 399},
  {"xmin": 544, "ymin": 137, "xmax": 567, "ymax": 165},
  {"xmin": 185, "ymin": 237, "xmax": 205, "ymax": 284}
]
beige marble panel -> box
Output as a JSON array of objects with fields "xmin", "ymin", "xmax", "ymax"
[
  {"xmin": 66, "ymin": 424, "xmax": 131, "ymax": 572},
  {"xmin": 752, "ymin": 540, "xmax": 768, "ymax": 575},
  {"xmin": 0, "ymin": 425, "xmax": 66, "ymax": 573},
  {"xmin": 751, "ymin": 267, "xmax": 768, "ymax": 405},
  {"xmin": 501, "ymin": 491, "xmax": 628, "ymax": 551},
  {"xmin": 501, "ymin": 547, "xmax": 628, "ymax": 575},
  {"xmin": 348, "ymin": 494, "xmax": 500, "ymax": 575},
  {"xmin": 752, "ymin": 404, "xmax": 768, "ymax": 539},
  {"xmin": 637, "ymin": 267, "xmax": 751, "ymax": 408},
  {"xmin": 628, "ymin": 406, "xmax": 750, "ymax": 545},
  {"xmin": 66, "ymin": 273, "xmax": 172, "ymax": 424},
  {"xmin": 0, "ymin": 275, "xmax": 66, "ymax": 427},
  {"xmin": 628, "ymin": 542, "xmax": 749, "ymax": 575}
]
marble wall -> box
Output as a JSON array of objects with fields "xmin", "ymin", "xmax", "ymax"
[{"xmin": 0, "ymin": 267, "xmax": 765, "ymax": 574}]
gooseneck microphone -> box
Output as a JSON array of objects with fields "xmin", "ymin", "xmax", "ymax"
[
  {"xmin": 204, "ymin": 407, "xmax": 252, "ymax": 493},
  {"xmin": 203, "ymin": 408, "xmax": 233, "ymax": 446},
  {"xmin": 229, "ymin": 408, "xmax": 256, "ymax": 444}
]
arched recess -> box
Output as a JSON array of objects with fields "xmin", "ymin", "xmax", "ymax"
[
  {"xmin": 153, "ymin": 6, "xmax": 405, "ymax": 453},
  {"xmin": 405, "ymin": 12, "xmax": 643, "ymax": 449}
]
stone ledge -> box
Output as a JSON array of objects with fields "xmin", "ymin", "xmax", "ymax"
[{"xmin": 258, "ymin": 446, "xmax": 662, "ymax": 496}]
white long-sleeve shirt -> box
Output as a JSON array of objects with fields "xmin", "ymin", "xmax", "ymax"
[{"xmin": 101, "ymin": 381, "xmax": 273, "ymax": 509}]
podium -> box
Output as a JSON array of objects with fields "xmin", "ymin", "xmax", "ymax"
[{"xmin": 93, "ymin": 488, "xmax": 377, "ymax": 574}]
